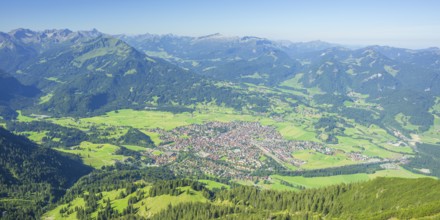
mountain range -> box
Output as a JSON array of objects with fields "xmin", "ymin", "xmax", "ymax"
[
  {"xmin": 0, "ymin": 29, "xmax": 265, "ymax": 116},
  {"xmin": 1, "ymin": 28, "xmax": 439, "ymax": 132}
]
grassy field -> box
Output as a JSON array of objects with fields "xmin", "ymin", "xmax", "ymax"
[
  {"xmin": 292, "ymin": 150, "xmax": 356, "ymax": 169},
  {"xmin": 55, "ymin": 141, "xmax": 126, "ymax": 168},
  {"xmin": 271, "ymin": 173, "xmax": 370, "ymax": 189},
  {"xmin": 80, "ymin": 104, "xmax": 262, "ymax": 131},
  {"xmin": 232, "ymin": 166, "xmax": 432, "ymax": 191},
  {"xmin": 19, "ymin": 131, "xmax": 47, "ymax": 144},
  {"xmin": 60, "ymin": 105, "xmax": 320, "ymax": 144},
  {"xmin": 15, "ymin": 100, "xmax": 418, "ymax": 172},
  {"xmin": 395, "ymin": 113, "xmax": 420, "ymax": 131},
  {"xmin": 343, "ymin": 123, "xmax": 413, "ymax": 154},
  {"xmin": 272, "ymin": 121, "xmax": 318, "ymax": 141},
  {"xmin": 43, "ymin": 185, "xmax": 208, "ymax": 219},
  {"xmin": 135, "ymin": 186, "xmax": 208, "ymax": 217},
  {"xmin": 43, "ymin": 197, "xmax": 85, "ymax": 220},
  {"xmin": 268, "ymin": 166, "xmax": 431, "ymax": 190},
  {"xmin": 143, "ymin": 131, "xmax": 162, "ymax": 145},
  {"xmin": 199, "ymin": 179, "xmax": 230, "ymax": 190},
  {"xmin": 21, "ymin": 103, "xmax": 414, "ymax": 171},
  {"xmin": 279, "ymin": 73, "xmax": 304, "ymax": 89},
  {"xmin": 16, "ymin": 110, "xmax": 35, "ymax": 122},
  {"xmin": 334, "ymin": 136, "xmax": 398, "ymax": 158},
  {"xmin": 39, "ymin": 93, "xmax": 53, "ymax": 104},
  {"xmin": 420, "ymin": 115, "xmax": 440, "ymax": 144},
  {"xmin": 369, "ymin": 167, "xmax": 432, "ymax": 179}
]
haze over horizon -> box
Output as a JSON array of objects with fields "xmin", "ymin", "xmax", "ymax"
[{"xmin": 1, "ymin": 0, "xmax": 440, "ymax": 49}]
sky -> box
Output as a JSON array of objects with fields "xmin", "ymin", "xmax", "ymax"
[{"xmin": 1, "ymin": 0, "xmax": 440, "ymax": 49}]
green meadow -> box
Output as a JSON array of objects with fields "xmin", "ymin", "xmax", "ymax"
[
  {"xmin": 43, "ymin": 185, "xmax": 208, "ymax": 219},
  {"xmin": 55, "ymin": 141, "xmax": 126, "ymax": 168},
  {"xmin": 199, "ymin": 180, "xmax": 230, "ymax": 190},
  {"xmin": 420, "ymin": 114, "xmax": 440, "ymax": 144},
  {"xmin": 14, "ymin": 101, "xmax": 418, "ymax": 172},
  {"xmin": 268, "ymin": 166, "xmax": 431, "ymax": 190},
  {"xmin": 43, "ymin": 197, "xmax": 85, "ymax": 220},
  {"xmin": 292, "ymin": 150, "xmax": 355, "ymax": 169}
]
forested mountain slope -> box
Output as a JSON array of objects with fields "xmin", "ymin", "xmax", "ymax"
[
  {"xmin": 0, "ymin": 29, "xmax": 267, "ymax": 116},
  {"xmin": 0, "ymin": 127, "xmax": 92, "ymax": 219},
  {"xmin": 0, "ymin": 70, "xmax": 39, "ymax": 119},
  {"xmin": 44, "ymin": 172, "xmax": 440, "ymax": 220},
  {"xmin": 118, "ymin": 33, "xmax": 301, "ymax": 85}
]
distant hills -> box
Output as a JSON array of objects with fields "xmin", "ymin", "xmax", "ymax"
[
  {"xmin": 117, "ymin": 34, "xmax": 344, "ymax": 85},
  {"xmin": 118, "ymin": 32, "xmax": 440, "ymax": 131},
  {"xmin": 1, "ymin": 28, "xmax": 440, "ymax": 131},
  {"xmin": 119, "ymin": 32, "xmax": 440, "ymax": 96},
  {"xmin": 118, "ymin": 33, "xmax": 303, "ymax": 84}
]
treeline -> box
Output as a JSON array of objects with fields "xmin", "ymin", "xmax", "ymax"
[
  {"xmin": 60, "ymin": 166, "xmax": 175, "ymax": 204},
  {"xmin": 7, "ymin": 121, "xmax": 155, "ymax": 148},
  {"xmin": 314, "ymin": 116, "xmax": 347, "ymax": 144},
  {"xmin": 151, "ymin": 202, "xmax": 320, "ymax": 220},
  {"xmin": 7, "ymin": 120, "xmax": 88, "ymax": 147},
  {"xmin": 40, "ymin": 169, "xmax": 440, "ymax": 219},
  {"xmin": 149, "ymin": 179, "xmax": 211, "ymax": 198},
  {"xmin": 151, "ymin": 177, "xmax": 440, "ymax": 219},
  {"xmin": 119, "ymin": 128, "xmax": 154, "ymax": 148},
  {"xmin": 150, "ymin": 202, "xmax": 249, "ymax": 220},
  {"xmin": 55, "ymin": 167, "xmax": 178, "ymax": 220},
  {"xmin": 254, "ymin": 162, "xmax": 384, "ymax": 177}
]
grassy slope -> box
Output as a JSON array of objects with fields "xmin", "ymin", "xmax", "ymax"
[
  {"xmin": 199, "ymin": 180, "xmax": 230, "ymax": 190},
  {"xmin": 43, "ymin": 197, "xmax": 85, "ymax": 220},
  {"xmin": 55, "ymin": 141, "xmax": 126, "ymax": 168},
  {"xmin": 136, "ymin": 186, "xmax": 208, "ymax": 217},
  {"xmin": 292, "ymin": 150, "xmax": 355, "ymax": 169},
  {"xmin": 44, "ymin": 177, "xmax": 440, "ymax": 219},
  {"xmin": 43, "ymin": 186, "xmax": 208, "ymax": 219}
]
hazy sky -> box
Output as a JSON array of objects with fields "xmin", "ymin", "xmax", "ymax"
[{"xmin": 1, "ymin": 0, "xmax": 440, "ymax": 48}]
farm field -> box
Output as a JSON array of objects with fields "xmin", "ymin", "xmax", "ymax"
[{"xmin": 14, "ymin": 103, "xmax": 418, "ymax": 173}]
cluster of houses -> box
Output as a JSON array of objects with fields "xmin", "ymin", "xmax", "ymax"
[{"xmin": 146, "ymin": 121, "xmax": 338, "ymax": 178}]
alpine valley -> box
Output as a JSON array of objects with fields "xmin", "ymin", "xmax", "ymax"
[{"xmin": 1, "ymin": 28, "xmax": 440, "ymax": 219}]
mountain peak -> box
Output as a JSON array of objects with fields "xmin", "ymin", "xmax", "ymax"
[
  {"xmin": 8, "ymin": 28, "xmax": 37, "ymax": 39},
  {"xmin": 76, "ymin": 28, "xmax": 103, "ymax": 38},
  {"xmin": 2, "ymin": 28, "xmax": 106, "ymax": 46},
  {"xmin": 42, "ymin": 28, "xmax": 73, "ymax": 38}
]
